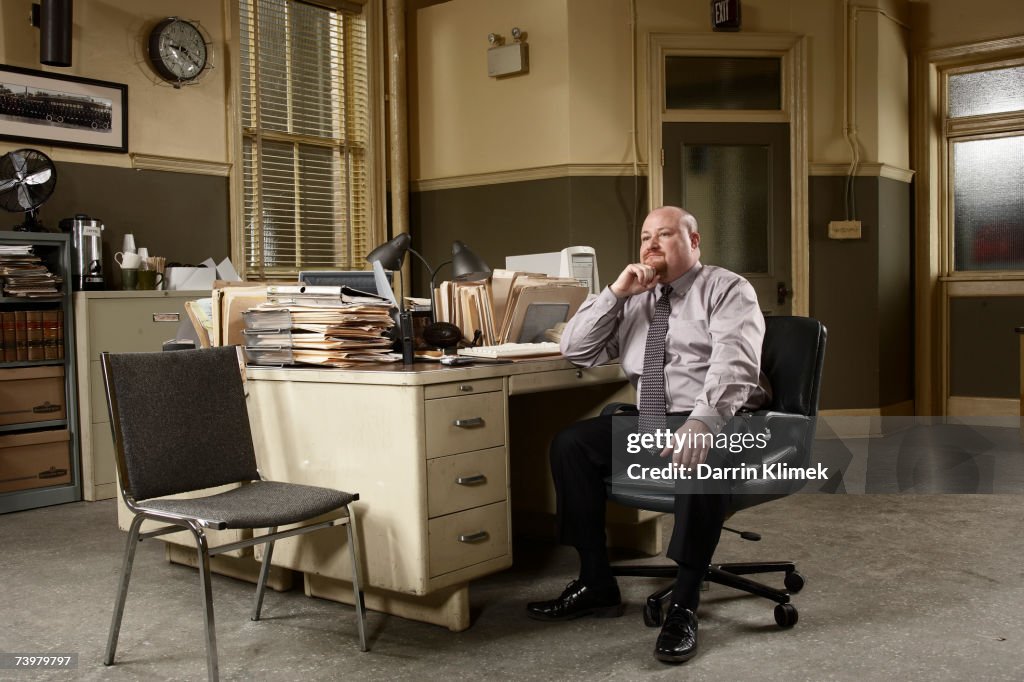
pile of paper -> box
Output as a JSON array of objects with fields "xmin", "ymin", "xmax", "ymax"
[
  {"xmin": 242, "ymin": 285, "xmax": 400, "ymax": 367},
  {"xmin": 435, "ymin": 270, "xmax": 587, "ymax": 345},
  {"xmin": 0, "ymin": 247, "xmax": 62, "ymax": 297}
]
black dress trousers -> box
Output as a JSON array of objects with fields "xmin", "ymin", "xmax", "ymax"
[{"xmin": 549, "ymin": 413, "xmax": 732, "ymax": 574}]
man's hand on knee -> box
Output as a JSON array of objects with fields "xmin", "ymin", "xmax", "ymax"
[{"xmin": 660, "ymin": 419, "xmax": 712, "ymax": 469}]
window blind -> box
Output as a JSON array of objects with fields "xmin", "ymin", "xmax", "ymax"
[{"xmin": 239, "ymin": 0, "xmax": 370, "ymax": 279}]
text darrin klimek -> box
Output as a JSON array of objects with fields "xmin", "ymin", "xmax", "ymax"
[{"xmin": 623, "ymin": 429, "xmax": 829, "ymax": 481}]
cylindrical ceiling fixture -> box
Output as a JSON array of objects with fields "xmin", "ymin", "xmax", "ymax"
[{"xmin": 40, "ymin": 0, "xmax": 73, "ymax": 67}]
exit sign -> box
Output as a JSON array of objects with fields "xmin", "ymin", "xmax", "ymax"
[{"xmin": 712, "ymin": 0, "xmax": 741, "ymax": 31}]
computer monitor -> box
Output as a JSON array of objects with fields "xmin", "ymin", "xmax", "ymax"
[
  {"xmin": 298, "ymin": 270, "xmax": 392, "ymax": 296},
  {"xmin": 504, "ymin": 246, "xmax": 600, "ymax": 293}
]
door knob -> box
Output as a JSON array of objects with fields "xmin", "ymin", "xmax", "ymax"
[{"xmin": 777, "ymin": 281, "xmax": 793, "ymax": 306}]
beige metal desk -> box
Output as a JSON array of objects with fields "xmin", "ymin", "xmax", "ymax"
[{"xmin": 245, "ymin": 358, "xmax": 651, "ymax": 631}]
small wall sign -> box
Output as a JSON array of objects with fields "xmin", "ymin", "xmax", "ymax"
[{"xmin": 712, "ymin": 0, "xmax": 742, "ymax": 32}]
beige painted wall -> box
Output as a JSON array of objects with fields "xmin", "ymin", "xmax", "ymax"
[
  {"xmin": 911, "ymin": 0, "xmax": 1024, "ymax": 49},
  {"xmin": 412, "ymin": 0, "xmax": 571, "ymax": 179},
  {"xmin": 566, "ymin": 0, "xmax": 635, "ymax": 169},
  {"xmin": 410, "ymin": 0, "xmax": 915, "ymax": 181},
  {"xmin": 0, "ymin": 0, "xmax": 229, "ymax": 166}
]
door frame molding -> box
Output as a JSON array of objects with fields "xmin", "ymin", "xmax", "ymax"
[{"xmin": 647, "ymin": 32, "xmax": 808, "ymax": 316}]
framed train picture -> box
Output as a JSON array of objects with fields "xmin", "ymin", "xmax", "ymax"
[{"xmin": 0, "ymin": 65, "xmax": 127, "ymax": 153}]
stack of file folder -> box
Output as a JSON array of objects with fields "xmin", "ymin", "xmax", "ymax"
[
  {"xmin": 435, "ymin": 270, "xmax": 588, "ymax": 346},
  {"xmin": 0, "ymin": 246, "xmax": 62, "ymax": 297},
  {"xmin": 242, "ymin": 285, "xmax": 400, "ymax": 367}
]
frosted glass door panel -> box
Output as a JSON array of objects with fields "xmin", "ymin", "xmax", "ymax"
[
  {"xmin": 662, "ymin": 122, "xmax": 790, "ymax": 315},
  {"xmin": 681, "ymin": 144, "xmax": 770, "ymax": 274}
]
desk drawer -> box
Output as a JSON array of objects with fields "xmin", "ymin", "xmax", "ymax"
[
  {"xmin": 424, "ymin": 378, "xmax": 503, "ymax": 400},
  {"xmin": 428, "ymin": 501, "xmax": 509, "ymax": 577},
  {"xmin": 424, "ymin": 392, "xmax": 505, "ymax": 458},
  {"xmin": 508, "ymin": 364, "xmax": 627, "ymax": 395},
  {"xmin": 427, "ymin": 447, "xmax": 507, "ymax": 518},
  {"xmin": 87, "ymin": 298, "xmax": 189, "ymax": 360}
]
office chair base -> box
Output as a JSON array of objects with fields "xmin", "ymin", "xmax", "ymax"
[{"xmin": 618, "ymin": 561, "xmax": 804, "ymax": 629}]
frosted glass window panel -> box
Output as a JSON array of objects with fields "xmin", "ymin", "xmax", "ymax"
[
  {"xmin": 681, "ymin": 144, "xmax": 770, "ymax": 274},
  {"xmin": 948, "ymin": 66, "xmax": 1024, "ymax": 119},
  {"xmin": 666, "ymin": 57, "xmax": 781, "ymax": 110},
  {"xmin": 952, "ymin": 135, "xmax": 1024, "ymax": 271}
]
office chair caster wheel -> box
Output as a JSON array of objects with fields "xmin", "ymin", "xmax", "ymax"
[
  {"xmin": 643, "ymin": 600, "xmax": 663, "ymax": 627},
  {"xmin": 774, "ymin": 603, "xmax": 798, "ymax": 628},
  {"xmin": 784, "ymin": 571, "xmax": 805, "ymax": 593}
]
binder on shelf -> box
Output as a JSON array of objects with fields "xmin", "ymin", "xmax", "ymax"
[
  {"xmin": 25, "ymin": 310, "xmax": 43, "ymax": 361},
  {"xmin": 42, "ymin": 311, "xmax": 60, "ymax": 360},
  {"xmin": 1, "ymin": 312, "xmax": 14, "ymax": 362},
  {"xmin": 14, "ymin": 311, "xmax": 27, "ymax": 361}
]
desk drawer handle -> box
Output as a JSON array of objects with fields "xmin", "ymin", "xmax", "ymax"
[
  {"xmin": 458, "ymin": 384, "xmax": 474, "ymax": 392},
  {"xmin": 454, "ymin": 417, "xmax": 484, "ymax": 428},
  {"xmin": 458, "ymin": 530, "xmax": 490, "ymax": 544},
  {"xmin": 153, "ymin": 313, "xmax": 180, "ymax": 323},
  {"xmin": 456, "ymin": 474, "xmax": 487, "ymax": 486}
]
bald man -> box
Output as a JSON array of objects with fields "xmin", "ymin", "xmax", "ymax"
[{"xmin": 526, "ymin": 206, "xmax": 771, "ymax": 664}]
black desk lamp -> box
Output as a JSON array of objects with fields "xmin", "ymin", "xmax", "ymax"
[
  {"xmin": 366, "ymin": 234, "xmax": 491, "ymax": 354},
  {"xmin": 366, "ymin": 233, "xmax": 416, "ymax": 363}
]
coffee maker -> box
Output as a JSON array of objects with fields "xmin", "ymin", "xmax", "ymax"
[{"xmin": 59, "ymin": 214, "xmax": 105, "ymax": 290}]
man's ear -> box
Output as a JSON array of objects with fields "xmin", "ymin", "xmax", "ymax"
[{"xmin": 691, "ymin": 231, "xmax": 701, "ymax": 248}]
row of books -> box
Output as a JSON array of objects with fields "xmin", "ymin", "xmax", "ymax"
[
  {"xmin": 242, "ymin": 285, "xmax": 400, "ymax": 368},
  {"xmin": 0, "ymin": 247, "xmax": 63, "ymax": 298},
  {"xmin": 0, "ymin": 310, "xmax": 65, "ymax": 362},
  {"xmin": 435, "ymin": 270, "xmax": 588, "ymax": 345}
]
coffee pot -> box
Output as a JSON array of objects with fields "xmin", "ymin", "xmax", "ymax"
[{"xmin": 59, "ymin": 214, "xmax": 105, "ymax": 290}]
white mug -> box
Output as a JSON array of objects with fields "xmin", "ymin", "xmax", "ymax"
[{"xmin": 115, "ymin": 251, "xmax": 141, "ymax": 269}]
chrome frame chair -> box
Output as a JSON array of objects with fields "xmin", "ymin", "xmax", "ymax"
[
  {"xmin": 101, "ymin": 347, "xmax": 367, "ymax": 681},
  {"xmin": 606, "ymin": 316, "xmax": 827, "ymax": 628}
]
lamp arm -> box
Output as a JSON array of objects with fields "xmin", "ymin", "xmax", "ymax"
[{"xmin": 407, "ymin": 246, "xmax": 451, "ymax": 322}]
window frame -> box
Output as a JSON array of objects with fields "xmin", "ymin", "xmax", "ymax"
[
  {"xmin": 227, "ymin": 0, "xmax": 385, "ymax": 280},
  {"xmin": 940, "ymin": 56, "xmax": 1024, "ymax": 280}
]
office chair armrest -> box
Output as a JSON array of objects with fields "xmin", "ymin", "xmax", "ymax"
[
  {"xmin": 601, "ymin": 402, "xmax": 636, "ymax": 417},
  {"xmin": 749, "ymin": 410, "xmax": 814, "ymax": 467}
]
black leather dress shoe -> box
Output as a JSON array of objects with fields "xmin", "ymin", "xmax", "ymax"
[
  {"xmin": 526, "ymin": 580, "xmax": 624, "ymax": 621},
  {"xmin": 654, "ymin": 604, "xmax": 698, "ymax": 663}
]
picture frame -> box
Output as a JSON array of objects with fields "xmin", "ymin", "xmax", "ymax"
[{"xmin": 0, "ymin": 64, "xmax": 128, "ymax": 153}]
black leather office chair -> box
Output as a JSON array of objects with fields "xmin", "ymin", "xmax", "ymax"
[{"xmin": 605, "ymin": 315, "xmax": 826, "ymax": 629}]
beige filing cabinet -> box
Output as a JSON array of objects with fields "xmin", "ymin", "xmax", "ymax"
[
  {"xmin": 246, "ymin": 360, "xmax": 643, "ymax": 631},
  {"xmin": 74, "ymin": 290, "xmax": 205, "ymax": 500}
]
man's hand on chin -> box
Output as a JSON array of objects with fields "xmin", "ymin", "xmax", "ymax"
[
  {"xmin": 660, "ymin": 419, "xmax": 712, "ymax": 469},
  {"xmin": 610, "ymin": 263, "xmax": 660, "ymax": 297}
]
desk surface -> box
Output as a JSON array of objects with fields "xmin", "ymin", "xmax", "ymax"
[{"xmin": 247, "ymin": 357, "xmax": 627, "ymax": 392}]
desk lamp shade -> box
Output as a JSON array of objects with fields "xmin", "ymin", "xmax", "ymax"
[
  {"xmin": 365, "ymin": 232, "xmax": 411, "ymax": 271},
  {"xmin": 451, "ymin": 240, "xmax": 491, "ymax": 280}
]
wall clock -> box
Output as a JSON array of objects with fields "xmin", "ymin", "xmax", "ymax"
[{"xmin": 148, "ymin": 17, "xmax": 210, "ymax": 86}]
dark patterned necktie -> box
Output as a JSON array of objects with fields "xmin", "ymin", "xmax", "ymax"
[{"xmin": 638, "ymin": 285, "xmax": 673, "ymax": 438}]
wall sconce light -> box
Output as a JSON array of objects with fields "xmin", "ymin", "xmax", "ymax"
[
  {"xmin": 31, "ymin": 0, "xmax": 74, "ymax": 67},
  {"xmin": 487, "ymin": 26, "xmax": 528, "ymax": 78}
]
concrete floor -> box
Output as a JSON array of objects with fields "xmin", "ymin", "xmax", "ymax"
[{"xmin": 2, "ymin": 494, "xmax": 1023, "ymax": 681}]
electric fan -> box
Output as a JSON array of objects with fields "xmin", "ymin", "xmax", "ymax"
[{"xmin": 0, "ymin": 148, "xmax": 58, "ymax": 232}]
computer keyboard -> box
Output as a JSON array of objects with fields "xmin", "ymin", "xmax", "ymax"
[{"xmin": 457, "ymin": 341, "xmax": 562, "ymax": 359}]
